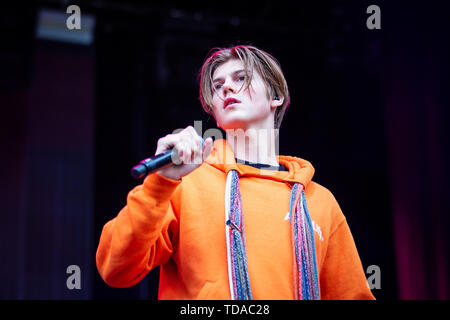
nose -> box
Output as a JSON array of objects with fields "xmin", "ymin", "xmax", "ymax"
[{"xmin": 222, "ymin": 77, "xmax": 236, "ymax": 97}]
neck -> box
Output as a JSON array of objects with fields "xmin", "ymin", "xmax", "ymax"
[{"xmin": 225, "ymin": 127, "xmax": 280, "ymax": 167}]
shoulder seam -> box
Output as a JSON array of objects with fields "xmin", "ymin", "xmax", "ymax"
[{"xmin": 329, "ymin": 217, "xmax": 347, "ymax": 238}]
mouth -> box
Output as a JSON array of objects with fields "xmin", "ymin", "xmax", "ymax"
[{"xmin": 223, "ymin": 97, "xmax": 241, "ymax": 109}]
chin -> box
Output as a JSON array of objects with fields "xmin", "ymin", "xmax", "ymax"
[
  {"xmin": 219, "ymin": 115, "xmax": 270, "ymax": 132},
  {"xmin": 219, "ymin": 119, "xmax": 251, "ymax": 131}
]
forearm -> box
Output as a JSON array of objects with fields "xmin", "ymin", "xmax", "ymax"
[{"xmin": 96, "ymin": 173, "xmax": 181, "ymax": 287}]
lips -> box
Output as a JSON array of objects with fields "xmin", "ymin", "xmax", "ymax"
[{"xmin": 224, "ymin": 97, "xmax": 241, "ymax": 109}]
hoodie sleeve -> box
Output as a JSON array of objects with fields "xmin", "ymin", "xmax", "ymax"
[
  {"xmin": 319, "ymin": 207, "xmax": 375, "ymax": 299},
  {"xmin": 96, "ymin": 173, "xmax": 181, "ymax": 288}
]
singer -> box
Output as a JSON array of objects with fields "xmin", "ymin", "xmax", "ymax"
[{"xmin": 96, "ymin": 45, "xmax": 375, "ymax": 300}]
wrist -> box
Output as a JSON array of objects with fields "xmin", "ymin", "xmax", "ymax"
[{"xmin": 156, "ymin": 170, "xmax": 181, "ymax": 181}]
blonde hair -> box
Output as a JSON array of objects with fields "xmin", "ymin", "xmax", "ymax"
[{"xmin": 198, "ymin": 45, "xmax": 291, "ymax": 130}]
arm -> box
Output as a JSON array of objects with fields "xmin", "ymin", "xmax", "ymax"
[
  {"xmin": 96, "ymin": 126, "xmax": 212, "ymax": 288},
  {"xmin": 96, "ymin": 173, "xmax": 181, "ymax": 288},
  {"xmin": 319, "ymin": 218, "xmax": 375, "ymax": 300}
]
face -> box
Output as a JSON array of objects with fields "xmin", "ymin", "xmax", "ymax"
[{"xmin": 211, "ymin": 59, "xmax": 283, "ymax": 131}]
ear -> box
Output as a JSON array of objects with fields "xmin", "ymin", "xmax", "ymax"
[{"xmin": 271, "ymin": 95, "xmax": 284, "ymax": 109}]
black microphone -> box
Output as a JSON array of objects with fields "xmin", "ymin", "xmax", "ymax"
[
  {"xmin": 130, "ymin": 150, "xmax": 175, "ymax": 180},
  {"xmin": 130, "ymin": 138, "xmax": 204, "ymax": 180}
]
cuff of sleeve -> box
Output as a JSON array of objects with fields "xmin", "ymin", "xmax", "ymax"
[{"xmin": 141, "ymin": 172, "xmax": 182, "ymax": 201}]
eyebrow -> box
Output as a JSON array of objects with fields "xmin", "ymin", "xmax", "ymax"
[{"xmin": 213, "ymin": 69, "xmax": 245, "ymax": 83}]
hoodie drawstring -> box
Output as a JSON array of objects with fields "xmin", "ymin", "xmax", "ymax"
[{"xmin": 225, "ymin": 170, "xmax": 320, "ymax": 300}]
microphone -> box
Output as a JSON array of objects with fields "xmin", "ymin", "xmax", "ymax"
[
  {"xmin": 130, "ymin": 150, "xmax": 174, "ymax": 180},
  {"xmin": 130, "ymin": 138, "xmax": 204, "ymax": 180}
]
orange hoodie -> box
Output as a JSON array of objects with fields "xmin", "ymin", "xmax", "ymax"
[{"xmin": 96, "ymin": 139, "xmax": 375, "ymax": 300}]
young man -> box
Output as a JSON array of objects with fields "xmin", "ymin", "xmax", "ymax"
[{"xmin": 96, "ymin": 45, "xmax": 375, "ymax": 300}]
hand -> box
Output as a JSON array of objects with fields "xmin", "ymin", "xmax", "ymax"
[{"xmin": 155, "ymin": 126, "xmax": 213, "ymax": 181}]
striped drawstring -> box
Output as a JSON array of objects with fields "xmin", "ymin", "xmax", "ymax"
[
  {"xmin": 225, "ymin": 170, "xmax": 320, "ymax": 300},
  {"xmin": 225, "ymin": 170, "xmax": 253, "ymax": 300},
  {"xmin": 289, "ymin": 183, "xmax": 320, "ymax": 300}
]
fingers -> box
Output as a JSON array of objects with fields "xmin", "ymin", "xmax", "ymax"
[
  {"xmin": 180, "ymin": 126, "xmax": 200, "ymax": 165},
  {"xmin": 173, "ymin": 141, "xmax": 188, "ymax": 165},
  {"xmin": 192, "ymin": 137, "xmax": 203, "ymax": 165},
  {"xmin": 202, "ymin": 137, "xmax": 213, "ymax": 161},
  {"xmin": 157, "ymin": 126, "xmax": 210, "ymax": 166}
]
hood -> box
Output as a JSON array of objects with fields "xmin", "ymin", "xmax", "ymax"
[{"xmin": 205, "ymin": 139, "xmax": 315, "ymax": 187}]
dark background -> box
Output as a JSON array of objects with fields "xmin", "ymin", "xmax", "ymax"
[{"xmin": 1, "ymin": 0, "xmax": 449, "ymax": 300}]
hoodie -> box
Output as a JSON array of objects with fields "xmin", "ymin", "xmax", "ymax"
[{"xmin": 96, "ymin": 139, "xmax": 375, "ymax": 300}]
